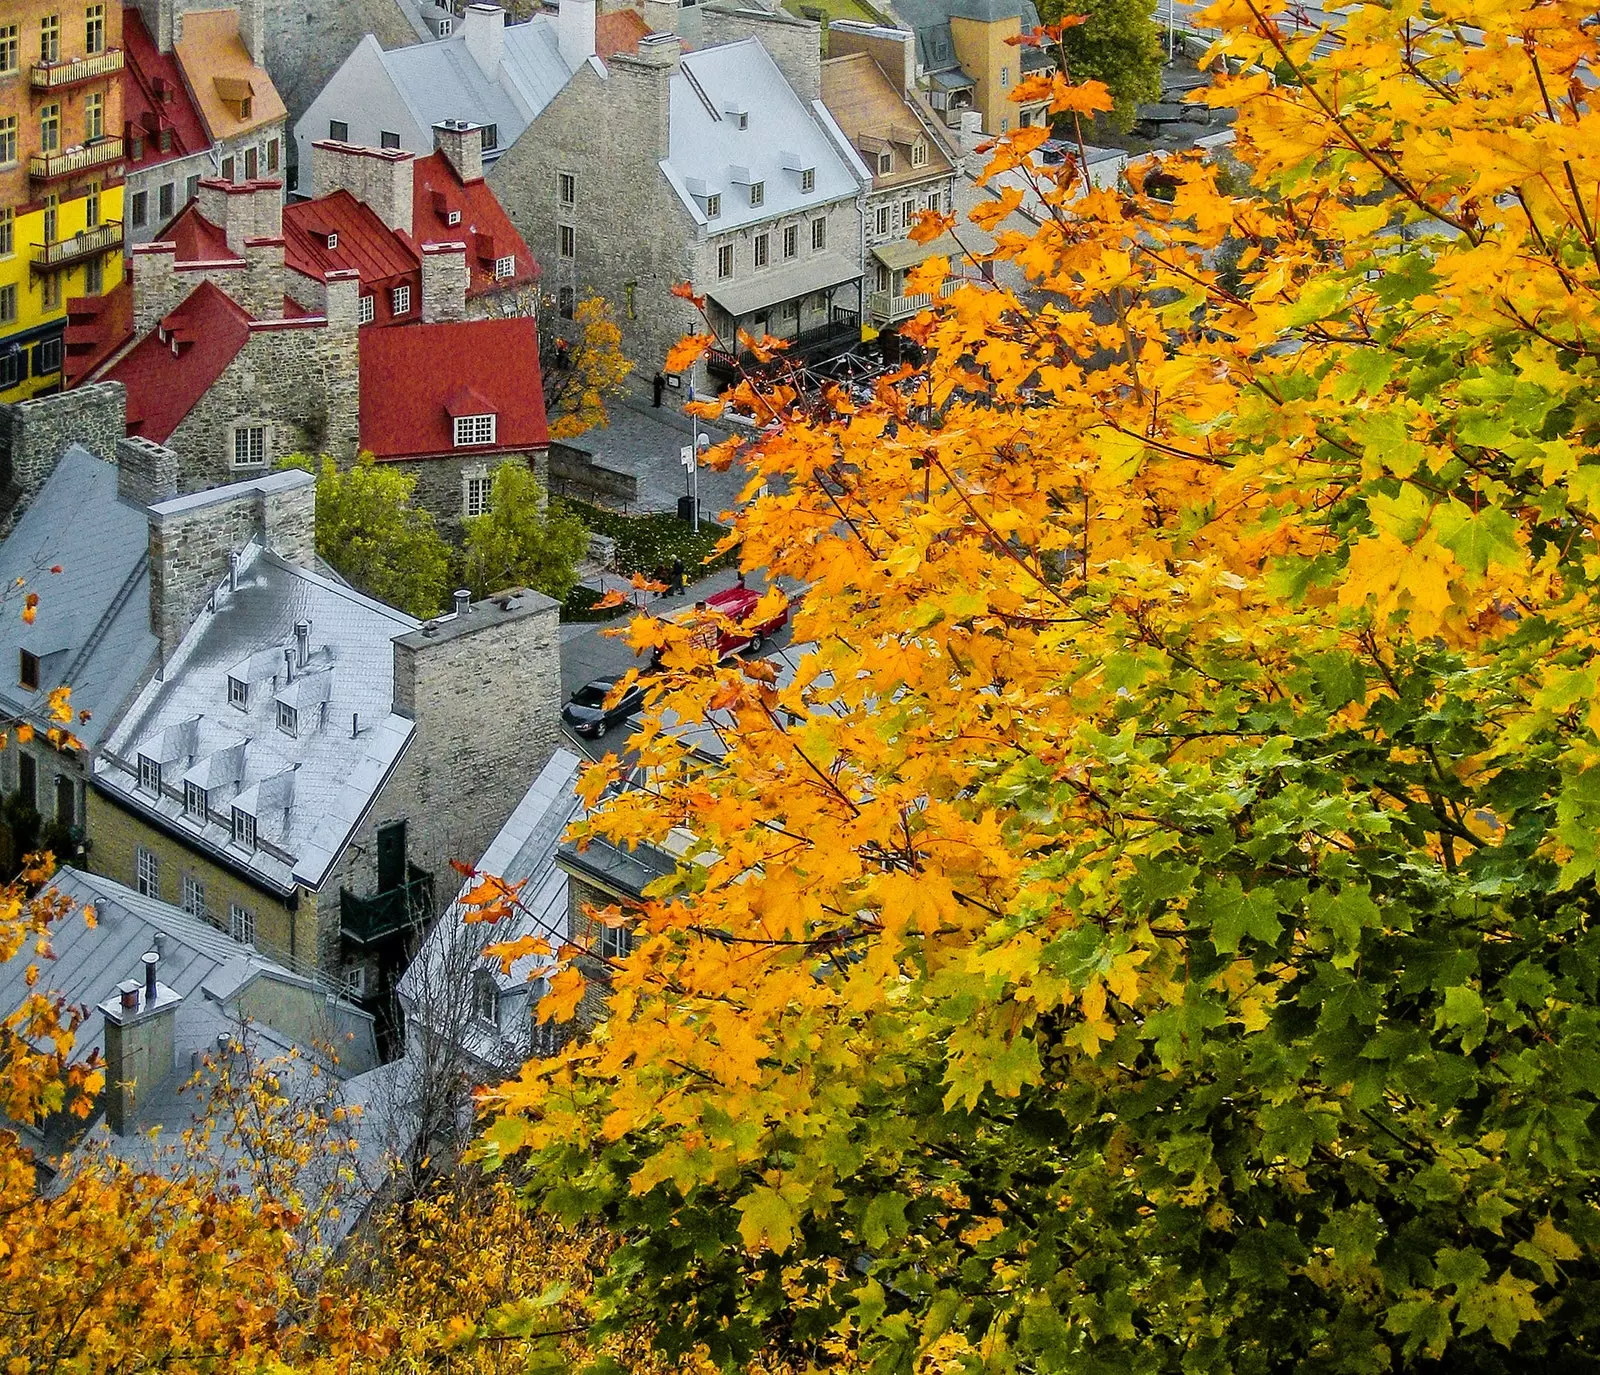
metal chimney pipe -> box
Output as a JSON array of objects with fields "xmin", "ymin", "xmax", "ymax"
[
  {"xmin": 118, "ymin": 979, "xmax": 140, "ymax": 1012},
  {"xmin": 294, "ymin": 619, "xmax": 310, "ymax": 669},
  {"xmin": 142, "ymin": 950, "xmax": 158, "ymax": 1004},
  {"xmin": 283, "ymin": 645, "xmax": 294, "ymax": 683},
  {"xmin": 454, "ymin": 589, "xmax": 471, "ymax": 615},
  {"xmin": 228, "ymin": 550, "xmax": 240, "ymax": 592}
]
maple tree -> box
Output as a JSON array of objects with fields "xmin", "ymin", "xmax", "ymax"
[
  {"xmin": 478, "ymin": 1, "xmax": 1600, "ymax": 1371},
  {"xmin": 1036, "ymin": 0, "xmax": 1164, "ymax": 130},
  {"xmin": 542, "ymin": 294, "xmax": 635, "ymax": 442}
]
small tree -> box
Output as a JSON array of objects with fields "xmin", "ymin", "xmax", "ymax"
[
  {"xmin": 1037, "ymin": 0, "xmax": 1163, "ymax": 132},
  {"xmin": 283, "ymin": 453, "xmax": 452, "ymax": 619},
  {"xmin": 542, "ymin": 294, "xmax": 633, "ymax": 440},
  {"xmin": 461, "ymin": 462, "xmax": 588, "ymax": 602}
]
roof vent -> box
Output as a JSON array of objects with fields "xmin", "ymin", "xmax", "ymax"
[
  {"xmin": 228, "ymin": 550, "xmax": 240, "ymax": 592},
  {"xmin": 294, "ymin": 619, "xmax": 311, "ymax": 669},
  {"xmin": 454, "ymin": 589, "xmax": 471, "ymax": 616}
]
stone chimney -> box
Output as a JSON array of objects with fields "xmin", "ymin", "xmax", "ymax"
[
  {"xmin": 420, "ymin": 242, "xmax": 469, "ymax": 323},
  {"xmin": 195, "ymin": 177, "xmax": 285, "ymax": 255},
  {"xmin": 116, "ymin": 435, "xmax": 180, "ymax": 508},
  {"xmin": 310, "ymin": 141, "xmax": 415, "ymax": 233},
  {"xmin": 99, "ymin": 957, "xmax": 180, "ymax": 1137},
  {"xmin": 237, "ymin": 0, "xmax": 266, "ymax": 66},
  {"xmin": 147, "ymin": 469, "xmax": 318, "ymax": 663},
  {"xmin": 642, "ymin": 0, "xmax": 679, "ymax": 32},
  {"xmin": 558, "ymin": 0, "xmax": 597, "ymax": 68},
  {"xmin": 0, "ymin": 382, "xmax": 126, "ymax": 537},
  {"xmin": 130, "ymin": 241, "xmax": 185, "ymax": 336},
  {"xmin": 614, "ymin": 34, "xmax": 681, "ymax": 160},
  {"xmin": 323, "ymin": 266, "xmax": 362, "ymax": 328},
  {"xmin": 462, "ymin": 4, "xmax": 506, "ymax": 79},
  {"xmin": 432, "ymin": 120, "xmax": 485, "ymax": 185}
]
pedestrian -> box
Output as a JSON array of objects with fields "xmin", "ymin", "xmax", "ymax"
[{"xmin": 672, "ymin": 558, "xmax": 685, "ymax": 594}]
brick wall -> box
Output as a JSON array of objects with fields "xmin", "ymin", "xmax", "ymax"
[{"xmin": 0, "ymin": 382, "xmax": 127, "ymax": 536}]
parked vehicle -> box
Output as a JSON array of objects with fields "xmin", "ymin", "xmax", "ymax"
[
  {"xmin": 652, "ymin": 582, "xmax": 789, "ymax": 666},
  {"xmin": 562, "ymin": 678, "xmax": 647, "ymax": 738}
]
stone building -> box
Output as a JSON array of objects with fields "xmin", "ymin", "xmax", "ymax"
[
  {"xmin": 86, "ymin": 463, "xmax": 564, "ymax": 1001},
  {"xmin": 489, "ymin": 5, "xmax": 870, "ymax": 386}
]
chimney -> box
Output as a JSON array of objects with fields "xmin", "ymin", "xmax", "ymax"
[
  {"xmin": 283, "ymin": 645, "xmax": 295, "ymax": 683},
  {"xmin": 825, "ymin": 21, "xmax": 917, "ymax": 96},
  {"xmin": 432, "ymin": 120, "xmax": 484, "ymax": 184},
  {"xmin": 294, "ymin": 619, "xmax": 310, "ymax": 669},
  {"xmin": 462, "ymin": 4, "xmax": 506, "ymax": 79},
  {"xmin": 643, "ymin": 0, "xmax": 678, "ymax": 33},
  {"xmin": 100, "ymin": 971, "xmax": 181, "ymax": 1137},
  {"xmin": 228, "ymin": 550, "xmax": 240, "ymax": 591},
  {"xmin": 558, "ymin": 0, "xmax": 596, "ymax": 69},
  {"xmin": 116, "ymin": 436, "xmax": 180, "ymax": 508},
  {"xmin": 237, "ymin": 0, "xmax": 266, "ymax": 66},
  {"xmin": 195, "ymin": 177, "xmax": 284, "ymax": 255},
  {"xmin": 310, "ymin": 141, "xmax": 415, "ymax": 233},
  {"xmin": 633, "ymin": 31, "xmax": 682, "ymax": 67},
  {"xmin": 454, "ymin": 588, "xmax": 471, "ymax": 615},
  {"xmin": 420, "ymin": 242, "xmax": 469, "ymax": 323}
]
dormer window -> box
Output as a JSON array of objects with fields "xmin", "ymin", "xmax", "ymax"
[
  {"xmin": 238, "ymin": 96, "xmax": 252, "ymax": 120},
  {"xmin": 447, "ymin": 209, "xmax": 461, "ymax": 226},
  {"xmin": 392, "ymin": 284, "xmax": 411, "ymax": 315},
  {"xmin": 438, "ymin": 16, "xmax": 451, "ymax": 34},
  {"xmin": 454, "ymin": 413, "xmax": 496, "ymax": 447},
  {"xmin": 18, "ymin": 649, "xmax": 37, "ymax": 691},
  {"xmin": 184, "ymin": 780, "xmax": 207, "ymax": 818},
  {"xmin": 228, "ymin": 675, "xmax": 248, "ymax": 709},
  {"xmin": 277, "ymin": 701, "xmax": 297, "ymax": 736},
  {"xmin": 324, "ymin": 231, "xmax": 338, "ymax": 250},
  {"xmin": 911, "ymin": 140, "xmax": 928, "ymax": 168},
  {"xmin": 800, "ymin": 168, "xmax": 815, "ymax": 193},
  {"xmin": 231, "ymin": 806, "xmax": 256, "ymax": 850},
  {"xmin": 749, "ymin": 181, "xmax": 764, "ymax": 208},
  {"xmin": 705, "ymin": 193, "xmax": 721, "ymax": 219},
  {"xmin": 726, "ymin": 108, "xmax": 748, "ymax": 130},
  {"xmin": 877, "ymin": 151, "xmax": 893, "ymax": 175},
  {"xmin": 494, "ymin": 254, "xmax": 515, "ymax": 279},
  {"xmin": 473, "ymin": 969, "xmax": 498, "ymax": 1025},
  {"xmin": 138, "ymin": 754, "xmax": 161, "ymax": 794}
]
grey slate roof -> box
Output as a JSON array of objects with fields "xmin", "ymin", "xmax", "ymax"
[
  {"xmin": 0, "ymin": 447, "xmax": 156, "ymax": 748},
  {"xmin": 93, "ymin": 541, "xmax": 420, "ymax": 898},
  {"xmin": 888, "ymin": 0, "xmax": 1043, "ymax": 72}
]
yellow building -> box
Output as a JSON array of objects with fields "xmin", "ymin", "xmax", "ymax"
[
  {"xmin": 0, "ymin": 3, "xmax": 128, "ymax": 401},
  {"xmin": 893, "ymin": 0, "xmax": 1054, "ymax": 135}
]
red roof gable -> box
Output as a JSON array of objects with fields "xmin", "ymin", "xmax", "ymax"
[
  {"xmin": 283, "ymin": 189, "xmax": 420, "ymax": 286},
  {"xmin": 122, "ymin": 8, "xmax": 210, "ymax": 172},
  {"xmin": 411, "ymin": 151, "xmax": 539, "ymax": 299},
  {"xmin": 156, "ymin": 201, "xmax": 241, "ymax": 263},
  {"xmin": 64, "ymin": 279, "xmax": 134, "ymax": 387},
  {"xmin": 359, "ymin": 318, "xmax": 548, "ymax": 460},
  {"xmin": 103, "ymin": 281, "xmax": 253, "ymax": 443}
]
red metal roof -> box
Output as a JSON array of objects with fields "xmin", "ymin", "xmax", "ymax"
[
  {"xmin": 122, "ymin": 7, "xmax": 210, "ymax": 173},
  {"xmin": 64, "ymin": 279, "xmax": 134, "ymax": 387},
  {"xmin": 359, "ymin": 317, "xmax": 548, "ymax": 460},
  {"xmin": 283, "ymin": 189, "xmax": 420, "ymax": 285},
  {"xmin": 411, "ymin": 151, "xmax": 540, "ymax": 299},
  {"xmin": 156, "ymin": 202, "xmax": 242, "ymax": 263},
  {"xmin": 103, "ymin": 281, "xmax": 253, "ymax": 443}
]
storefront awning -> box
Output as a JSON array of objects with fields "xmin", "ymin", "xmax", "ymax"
[
  {"xmin": 870, "ymin": 225, "xmax": 997, "ymax": 273},
  {"xmin": 706, "ymin": 251, "xmax": 863, "ymax": 319}
]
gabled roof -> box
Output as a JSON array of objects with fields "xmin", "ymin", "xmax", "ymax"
[
  {"xmin": 103, "ymin": 281, "xmax": 253, "ymax": 443},
  {"xmin": 283, "ymin": 189, "xmax": 420, "ymax": 286},
  {"xmin": 94, "ymin": 525, "xmax": 420, "ymax": 898},
  {"xmin": 156, "ymin": 201, "xmax": 244, "ymax": 265},
  {"xmin": 594, "ymin": 8, "xmax": 650, "ymax": 57},
  {"xmin": 412, "ymin": 151, "xmax": 539, "ymax": 298},
  {"xmin": 173, "ymin": 8, "xmax": 288, "ymax": 143},
  {"xmin": 359, "ymin": 317, "xmax": 549, "ymax": 459},
  {"xmin": 65, "ymin": 277, "xmax": 133, "ymax": 387},
  {"xmin": 822, "ymin": 51, "xmax": 954, "ymax": 188},
  {"xmin": 0, "ymin": 447, "xmax": 156, "ymax": 748},
  {"xmin": 122, "ymin": 7, "xmax": 210, "ymax": 171},
  {"xmin": 662, "ymin": 39, "xmax": 868, "ymax": 231}
]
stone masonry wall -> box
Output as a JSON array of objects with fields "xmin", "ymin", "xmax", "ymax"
[
  {"xmin": 116, "ymin": 435, "xmax": 181, "ymax": 507},
  {"xmin": 0, "ymin": 382, "xmax": 127, "ymax": 535},
  {"xmin": 384, "ymin": 447, "xmax": 549, "ymax": 548}
]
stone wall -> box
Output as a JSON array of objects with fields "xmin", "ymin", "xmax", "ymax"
[
  {"xmin": 549, "ymin": 441, "xmax": 638, "ymax": 506},
  {"xmin": 116, "ymin": 436, "xmax": 181, "ymax": 508},
  {"xmin": 697, "ymin": 3, "xmax": 822, "ymax": 103},
  {"xmin": 383, "ymin": 447, "xmax": 549, "ymax": 545},
  {"xmin": 0, "ymin": 382, "xmax": 127, "ymax": 535}
]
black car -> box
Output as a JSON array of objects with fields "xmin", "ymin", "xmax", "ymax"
[{"xmin": 561, "ymin": 679, "xmax": 645, "ymax": 739}]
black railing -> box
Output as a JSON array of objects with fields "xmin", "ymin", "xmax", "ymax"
[
  {"xmin": 340, "ymin": 862, "xmax": 435, "ymax": 946},
  {"xmin": 707, "ymin": 316, "xmax": 862, "ymax": 378}
]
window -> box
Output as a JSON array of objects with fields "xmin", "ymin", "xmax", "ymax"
[
  {"xmin": 800, "ymin": 168, "xmax": 814, "ymax": 193},
  {"xmin": 624, "ymin": 279, "xmax": 636, "ymax": 319},
  {"xmin": 358, "ymin": 294, "xmax": 374, "ymax": 324},
  {"xmin": 40, "ymin": 104, "xmax": 60, "ymax": 154},
  {"xmin": 749, "ymin": 181, "xmax": 764, "ymax": 207},
  {"xmin": 233, "ymin": 424, "xmax": 266, "ymax": 468},
  {"xmin": 0, "ymin": 118, "xmax": 15, "ymax": 168},
  {"xmin": 230, "ymin": 904, "xmax": 255, "ymax": 947},
  {"xmin": 0, "ymin": 352, "xmax": 20, "ymax": 390},
  {"xmin": 438, "ymin": 16, "xmax": 451, "ymax": 34},
  {"xmin": 40, "ymin": 14, "xmax": 59, "ymax": 64},
  {"xmin": 481, "ymin": 123, "xmax": 497, "ymax": 151},
  {"xmin": 0, "ymin": 287, "xmax": 15, "ymax": 325},
  {"xmin": 184, "ymin": 780, "xmax": 206, "ymax": 818},
  {"xmin": 912, "ymin": 140, "xmax": 928, "ymax": 168},
  {"xmin": 130, "ymin": 132, "xmax": 143, "ymax": 160},
  {"xmin": 473, "ymin": 970, "xmax": 497, "ymax": 1024},
  {"xmin": 277, "ymin": 700, "xmax": 297, "ymax": 735},
  {"xmin": 324, "ymin": 231, "xmax": 338, "ymax": 250},
  {"xmin": 159, "ymin": 126, "xmax": 171, "ymax": 153},
  {"xmin": 901, "ymin": 197, "xmax": 915, "ymax": 228},
  {"xmin": 1001, "ymin": 65, "xmax": 1010, "ymax": 87},
  {"xmin": 267, "ymin": 138, "xmax": 279, "ymax": 172},
  {"xmin": 812, "ymin": 218, "xmax": 826, "ymax": 250},
  {"xmin": 558, "ymin": 171, "xmax": 575, "ymax": 206},
  {"xmin": 558, "ymin": 286, "xmax": 574, "ymax": 319},
  {"xmin": 228, "ymin": 675, "xmax": 248, "ymax": 709},
  {"xmin": 597, "ymin": 923, "xmax": 631, "ymax": 960},
  {"xmin": 55, "ymin": 774, "xmax": 74, "ymax": 827},
  {"xmin": 530, "ymin": 1014, "xmax": 560, "ymax": 1058},
  {"xmin": 464, "ymin": 473, "xmax": 492, "ymax": 517},
  {"xmin": 494, "ymin": 254, "xmax": 515, "ymax": 279},
  {"xmin": 244, "ymin": 145, "xmax": 258, "ymax": 178},
  {"xmin": 85, "ymin": 181, "xmax": 99, "ymax": 228},
  {"xmin": 754, "ymin": 233, "xmax": 769, "ymax": 268},
  {"xmin": 343, "ymin": 964, "xmax": 366, "ymax": 997},
  {"xmin": 877, "ymin": 150, "xmax": 892, "ymax": 175},
  {"xmin": 135, "ymin": 846, "xmax": 159, "ymax": 898},
  {"xmin": 558, "ymin": 224, "xmax": 574, "ymax": 258},
  {"xmin": 380, "ymin": 130, "xmax": 400, "ymax": 150},
  {"xmin": 85, "ymin": 4, "xmax": 105, "ymax": 54},
  {"xmin": 84, "ymin": 91, "xmax": 103, "ymax": 141},
  {"xmin": 0, "ymin": 25, "xmax": 16, "ymax": 73},
  {"xmin": 391, "ymin": 283, "xmax": 411, "ymax": 314},
  {"xmin": 705, "ymin": 192, "xmax": 720, "ymax": 219},
  {"xmin": 40, "ymin": 275, "xmax": 61, "ymax": 313},
  {"xmin": 138, "ymin": 754, "xmax": 160, "ymax": 793},
  {"xmin": 18, "ymin": 753, "xmax": 35, "ymax": 811},
  {"xmin": 453, "ymin": 413, "xmax": 496, "ymax": 446},
  {"xmin": 130, "ymin": 190, "xmax": 148, "ymax": 228},
  {"xmin": 329, "ymin": 119, "xmax": 348, "ymax": 141},
  {"xmin": 928, "ymin": 190, "xmax": 943, "ymax": 212},
  {"xmin": 158, "ymin": 181, "xmax": 175, "ymax": 220},
  {"xmin": 783, "ymin": 224, "xmax": 797, "ymax": 259},
  {"xmin": 182, "ymin": 874, "xmax": 205, "ymax": 918},
  {"xmin": 231, "ymin": 806, "xmax": 256, "ymax": 850},
  {"xmin": 186, "ymin": 174, "xmax": 199, "ymax": 202},
  {"xmin": 1000, "ymin": 116, "xmax": 1009, "ymax": 132},
  {"xmin": 18, "ymin": 649, "xmax": 37, "ymax": 690},
  {"xmin": 83, "ymin": 255, "xmax": 101, "ymax": 293},
  {"xmin": 1018, "ymin": 108, "xmax": 1031, "ymax": 127},
  {"xmin": 717, "ymin": 243, "xmax": 733, "ymax": 279},
  {"xmin": 875, "ymin": 205, "xmax": 890, "ymax": 236},
  {"xmin": 35, "ymin": 334, "xmax": 61, "ymax": 372},
  {"xmin": 237, "ymin": 96, "xmax": 251, "ymax": 120},
  {"xmin": 446, "ymin": 208, "xmax": 460, "ymax": 226},
  {"xmin": 220, "ymin": 155, "xmax": 234, "ymax": 181}
]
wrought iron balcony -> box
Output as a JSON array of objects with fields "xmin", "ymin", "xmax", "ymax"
[
  {"xmin": 31, "ymin": 48, "xmax": 124, "ymax": 90},
  {"xmin": 340, "ymin": 863, "xmax": 435, "ymax": 947},
  {"xmin": 29, "ymin": 136, "xmax": 123, "ymax": 182},
  {"xmin": 31, "ymin": 219, "xmax": 122, "ymax": 272}
]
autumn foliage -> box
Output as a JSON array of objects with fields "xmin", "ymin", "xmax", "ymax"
[{"xmin": 481, "ymin": 1, "xmax": 1600, "ymax": 1371}]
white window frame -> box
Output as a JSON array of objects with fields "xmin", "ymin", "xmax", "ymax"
[
  {"xmin": 344, "ymin": 965, "xmax": 366, "ymax": 997},
  {"xmin": 277, "ymin": 700, "xmax": 297, "ymax": 736},
  {"xmin": 231, "ymin": 806, "xmax": 256, "ymax": 851},
  {"xmin": 325, "ymin": 231, "xmax": 338, "ymax": 250},
  {"xmin": 232, "ymin": 423, "xmax": 267, "ymax": 469},
  {"xmin": 183, "ymin": 780, "xmax": 206, "ymax": 818},
  {"xmin": 912, "ymin": 140, "xmax": 928, "ymax": 168},
  {"xmin": 812, "ymin": 218, "xmax": 826, "ymax": 251},
  {"xmin": 358, "ymin": 294, "xmax": 374, "ymax": 325},
  {"xmin": 463, "ymin": 470, "xmax": 492, "ymax": 516},
  {"xmin": 494, "ymin": 254, "xmax": 516, "ymax": 279},
  {"xmin": 446, "ymin": 208, "xmax": 461, "ymax": 227},
  {"xmin": 597, "ymin": 924, "xmax": 632, "ymax": 960},
  {"xmin": 754, "ymin": 233, "xmax": 769, "ymax": 269},
  {"xmin": 453, "ymin": 413, "xmax": 497, "ymax": 447},
  {"xmin": 230, "ymin": 903, "xmax": 255, "ymax": 947},
  {"xmin": 800, "ymin": 168, "xmax": 814, "ymax": 193},
  {"xmin": 705, "ymin": 192, "xmax": 721, "ymax": 219},
  {"xmin": 391, "ymin": 284, "xmax": 411, "ymax": 315},
  {"xmin": 136, "ymin": 846, "xmax": 159, "ymax": 898},
  {"xmin": 558, "ymin": 224, "xmax": 574, "ymax": 259},
  {"xmin": 876, "ymin": 205, "xmax": 891, "ymax": 236},
  {"xmin": 138, "ymin": 754, "xmax": 160, "ymax": 794},
  {"xmin": 473, "ymin": 970, "xmax": 498, "ymax": 1025},
  {"xmin": 877, "ymin": 151, "xmax": 892, "ymax": 175},
  {"xmin": 749, "ymin": 181, "xmax": 764, "ymax": 207},
  {"xmin": 181, "ymin": 873, "xmax": 205, "ymax": 919},
  {"xmin": 782, "ymin": 224, "xmax": 798, "ymax": 259},
  {"xmin": 228, "ymin": 675, "xmax": 248, "ymax": 709}
]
